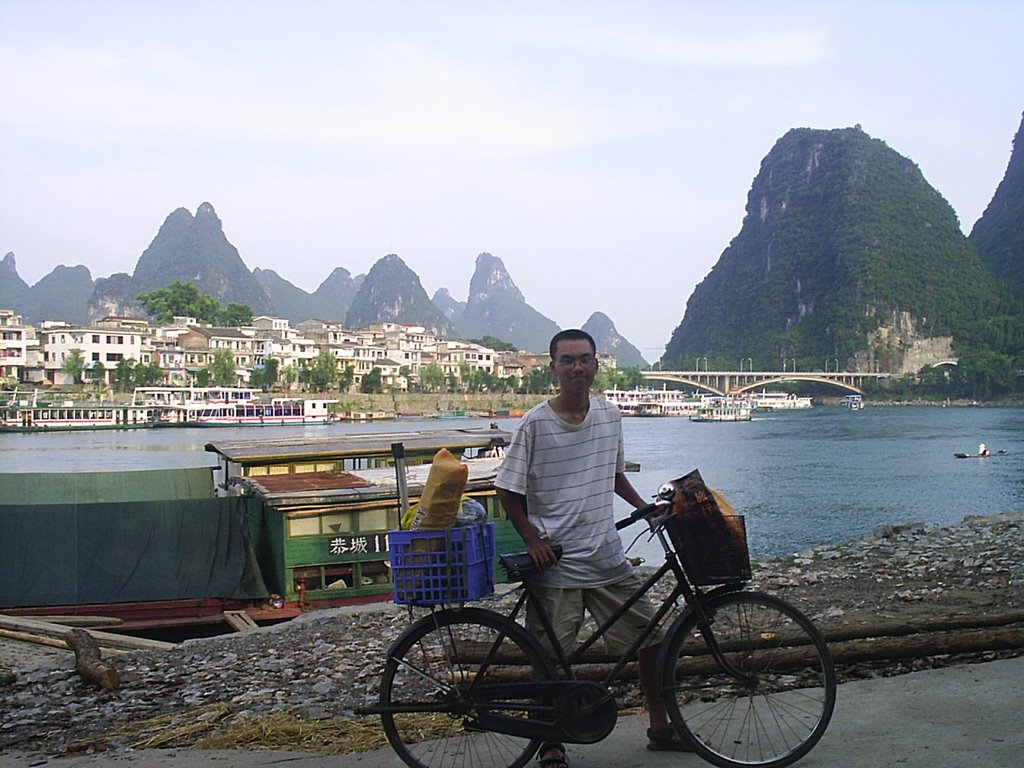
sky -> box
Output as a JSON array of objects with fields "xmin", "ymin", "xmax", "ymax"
[{"xmin": 1, "ymin": 1, "xmax": 1022, "ymax": 360}]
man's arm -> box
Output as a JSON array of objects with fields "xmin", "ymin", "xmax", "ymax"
[
  {"xmin": 614, "ymin": 472, "xmax": 647, "ymax": 509},
  {"xmin": 496, "ymin": 487, "xmax": 560, "ymax": 569}
]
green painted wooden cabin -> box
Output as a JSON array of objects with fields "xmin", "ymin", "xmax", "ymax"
[{"xmin": 204, "ymin": 428, "xmax": 523, "ymax": 606}]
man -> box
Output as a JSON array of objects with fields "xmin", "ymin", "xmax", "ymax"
[{"xmin": 495, "ymin": 329, "xmax": 692, "ymax": 768}]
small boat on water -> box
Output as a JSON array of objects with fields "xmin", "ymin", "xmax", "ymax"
[
  {"xmin": 839, "ymin": 394, "xmax": 865, "ymax": 410},
  {"xmin": 690, "ymin": 396, "xmax": 753, "ymax": 422},
  {"xmin": 954, "ymin": 443, "xmax": 1005, "ymax": 459}
]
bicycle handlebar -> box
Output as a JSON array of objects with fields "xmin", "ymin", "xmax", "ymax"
[{"xmin": 615, "ymin": 498, "xmax": 671, "ymax": 530}]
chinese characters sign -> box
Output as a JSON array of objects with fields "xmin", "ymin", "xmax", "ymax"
[{"xmin": 328, "ymin": 532, "xmax": 389, "ymax": 556}]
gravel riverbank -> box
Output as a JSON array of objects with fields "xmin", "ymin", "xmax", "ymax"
[{"xmin": 2, "ymin": 511, "xmax": 1022, "ymax": 758}]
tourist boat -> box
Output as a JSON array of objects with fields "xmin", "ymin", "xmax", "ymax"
[
  {"xmin": 132, "ymin": 386, "xmax": 339, "ymax": 426},
  {"xmin": 1, "ymin": 427, "xmax": 518, "ymax": 631},
  {"xmin": 605, "ymin": 388, "xmax": 701, "ymax": 417},
  {"xmin": 0, "ymin": 388, "xmax": 158, "ymax": 432},
  {"xmin": 840, "ymin": 394, "xmax": 865, "ymax": 410},
  {"xmin": 748, "ymin": 390, "xmax": 814, "ymax": 411},
  {"xmin": 690, "ymin": 396, "xmax": 753, "ymax": 422}
]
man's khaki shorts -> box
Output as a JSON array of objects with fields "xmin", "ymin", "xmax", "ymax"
[{"xmin": 525, "ymin": 571, "xmax": 663, "ymax": 656}]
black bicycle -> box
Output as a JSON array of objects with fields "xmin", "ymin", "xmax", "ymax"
[{"xmin": 362, "ymin": 479, "xmax": 836, "ymax": 768}]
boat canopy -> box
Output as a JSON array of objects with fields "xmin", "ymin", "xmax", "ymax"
[{"xmin": 204, "ymin": 427, "xmax": 510, "ymax": 468}]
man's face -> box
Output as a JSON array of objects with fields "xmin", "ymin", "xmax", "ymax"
[{"xmin": 550, "ymin": 338, "xmax": 597, "ymax": 394}]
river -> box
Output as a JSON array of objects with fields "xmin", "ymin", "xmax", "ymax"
[{"xmin": 2, "ymin": 405, "xmax": 1022, "ymax": 561}]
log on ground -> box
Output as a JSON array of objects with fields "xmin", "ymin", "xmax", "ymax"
[{"xmin": 66, "ymin": 628, "xmax": 121, "ymax": 690}]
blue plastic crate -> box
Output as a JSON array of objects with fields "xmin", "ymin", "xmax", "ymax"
[{"xmin": 390, "ymin": 523, "xmax": 495, "ymax": 606}]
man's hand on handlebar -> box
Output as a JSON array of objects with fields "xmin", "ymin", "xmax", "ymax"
[{"xmin": 526, "ymin": 536, "xmax": 560, "ymax": 570}]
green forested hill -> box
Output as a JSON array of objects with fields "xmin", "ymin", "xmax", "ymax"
[
  {"xmin": 664, "ymin": 126, "xmax": 999, "ymax": 372},
  {"xmin": 970, "ymin": 112, "xmax": 1024, "ymax": 296},
  {"xmin": 132, "ymin": 202, "xmax": 273, "ymax": 314},
  {"xmin": 345, "ymin": 253, "xmax": 452, "ymax": 337}
]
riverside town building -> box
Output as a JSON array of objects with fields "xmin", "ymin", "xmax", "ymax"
[{"xmin": 0, "ymin": 309, "xmax": 616, "ymax": 390}]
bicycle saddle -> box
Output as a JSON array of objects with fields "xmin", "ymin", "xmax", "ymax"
[{"xmin": 499, "ymin": 545, "xmax": 563, "ymax": 580}]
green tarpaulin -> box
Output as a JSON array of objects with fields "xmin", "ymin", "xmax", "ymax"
[
  {"xmin": 0, "ymin": 467, "xmax": 216, "ymax": 505},
  {"xmin": 0, "ymin": 496, "xmax": 268, "ymax": 608}
]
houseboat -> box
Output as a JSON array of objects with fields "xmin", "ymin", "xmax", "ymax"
[
  {"xmin": 0, "ymin": 427, "xmax": 518, "ymax": 632},
  {"xmin": 1, "ymin": 389, "xmax": 158, "ymax": 432},
  {"xmin": 203, "ymin": 427, "xmax": 518, "ymax": 610}
]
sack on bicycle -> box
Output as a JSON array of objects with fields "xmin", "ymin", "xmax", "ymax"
[{"xmin": 664, "ymin": 469, "xmax": 751, "ymax": 585}]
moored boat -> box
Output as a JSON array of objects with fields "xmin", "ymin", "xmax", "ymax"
[
  {"xmin": 204, "ymin": 427, "xmax": 519, "ymax": 610},
  {"xmin": 1, "ymin": 388, "xmax": 158, "ymax": 432},
  {"xmin": 133, "ymin": 386, "xmax": 339, "ymax": 426},
  {"xmin": 1, "ymin": 426, "xmax": 521, "ymax": 631},
  {"xmin": 840, "ymin": 394, "xmax": 865, "ymax": 410},
  {"xmin": 690, "ymin": 396, "xmax": 753, "ymax": 422}
]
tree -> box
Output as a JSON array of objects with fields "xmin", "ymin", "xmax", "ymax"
[
  {"xmin": 307, "ymin": 352, "xmax": 338, "ymax": 391},
  {"xmin": 217, "ymin": 302, "xmax": 254, "ymax": 327},
  {"xmin": 262, "ymin": 356, "xmax": 280, "ymax": 390},
  {"xmin": 133, "ymin": 362, "xmax": 163, "ymax": 387},
  {"xmin": 361, "ymin": 367, "xmax": 383, "ymax": 393},
  {"xmin": 86, "ymin": 360, "xmax": 106, "ymax": 388},
  {"xmin": 62, "ymin": 348, "xmax": 86, "ymax": 384},
  {"xmin": 524, "ymin": 366, "xmax": 556, "ymax": 394},
  {"xmin": 113, "ymin": 358, "xmax": 136, "ymax": 392},
  {"xmin": 419, "ymin": 363, "xmax": 446, "ymax": 393},
  {"xmin": 339, "ymin": 364, "xmax": 355, "ymax": 392},
  {"xmin": 280, "ymin": 364, "xmax": 297, "ymax": 391},
  {"xmin": 209, "ymin": 348, "xmax": 237, "ymax": 386},
  {"xmin": 137, "ymin": 281, "xmax": 221, "ymax": 324}
]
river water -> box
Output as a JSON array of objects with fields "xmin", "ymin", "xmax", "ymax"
[{"xmin": 2, "ymin": 406, "xmax": 1022, "ymax": 561}]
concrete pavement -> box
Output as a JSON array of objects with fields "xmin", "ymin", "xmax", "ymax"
[{"xmin": 2, "ymin": 656, "xmax": 1021, "ymax": 768}]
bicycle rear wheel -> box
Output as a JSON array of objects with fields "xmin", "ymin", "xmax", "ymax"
[
  {"xmin": 661, "ymin": 591, "xmax": 836, "ymax": 768},
  {"xmin": 379, "ymin": 607, "xmax": 553, "ymax": 768}
]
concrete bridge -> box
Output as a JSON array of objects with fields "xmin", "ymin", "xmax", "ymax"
[{"xmin": 640, "ymin": 369, "xmax": 890, "ymax": 396}]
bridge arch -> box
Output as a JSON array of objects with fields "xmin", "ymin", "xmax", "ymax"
[{"xmin": 639, "ymin": 370, "xmax": 883, "ymax": 396}]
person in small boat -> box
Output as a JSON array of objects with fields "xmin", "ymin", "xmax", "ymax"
[
  {"xmin": 979, "ymin": 443, "xmax": 990, "ymax": 457},
  {"xmin": 495, "ymin": 329, "xmax": 695, "ymax": 768}
]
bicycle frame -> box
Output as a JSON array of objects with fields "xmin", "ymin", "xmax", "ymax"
[{"xmin": 505, "ymin": 509, "xmax": 754, "ymax": 699}]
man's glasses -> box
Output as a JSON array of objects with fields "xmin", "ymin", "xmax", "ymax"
[{"xmin": 555, "ymin": 355, "xmax": 595, "ymax": 367}]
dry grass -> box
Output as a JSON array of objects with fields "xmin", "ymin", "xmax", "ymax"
[{"xmin": 65, "ymin": 703, "xmax": 391, "ymax": 755}]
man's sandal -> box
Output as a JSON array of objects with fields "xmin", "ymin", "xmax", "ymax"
[
  {"xmin": 537, "ymin": 741, "xmax": 569, "ymax": 767},
  {"xmin": 647, "ymin": 725, "xmax": 698, "ymax": 752}
]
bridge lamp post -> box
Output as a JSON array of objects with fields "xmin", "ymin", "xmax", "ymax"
[{"xmin": 702, "ymin": 357, "xmax": 709, "ymax": 372}]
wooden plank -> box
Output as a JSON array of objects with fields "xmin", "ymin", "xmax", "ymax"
[
  {"xmin": 222, "ymin": 610, "xmax": 259, "ymax": 633},
  {"xmin": 0, "ymin": 627, "xmax": 72, "ymax": 651},
  {"xmin": 0, "ymin": 614, "xmax": 175, "ymax": 651},
  {"xmin": 28, "ymin": 615, "xmax": 124, "ymax": 628}
]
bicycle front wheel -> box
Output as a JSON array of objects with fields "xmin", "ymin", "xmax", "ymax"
[
  {"xmin": 661, "ymin": 591, "xmax": 836, "ymax": 768},
  {"xmin": 379, "ymin": 607, "xmax": 553, "ymax": 768}
]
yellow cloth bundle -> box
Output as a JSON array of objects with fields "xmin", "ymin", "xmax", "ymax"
[{"xmin": 415, "ymin": 448, "xmax": 469, "ymax": 530}]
